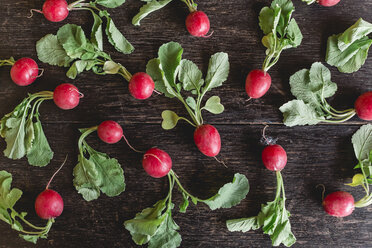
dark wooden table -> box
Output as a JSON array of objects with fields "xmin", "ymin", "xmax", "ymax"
[{"xmin": 0, "ymin": 0, "xmax": 371, "ymax": 247}]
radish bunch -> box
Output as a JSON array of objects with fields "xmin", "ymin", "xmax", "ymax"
[
  {"xmin": 146, "ymin": 42, "xmax": 229, "ymax": 158},
  {"xmin": 0, "ymin": 57, "xmax": 42, "ymax": 86},
  {"xmin": 227, "ymin": 127, "xmax": 296, "ymax": 247},
  {"xmin": 0, "ymin": 83, "xmax": 82, "ymax": 167},
  {"xmin": 125, "ymin": 148, "xmax": 249, "ymax": 248},
  {"xmin": 37, "ymin": 24, "xmax": 155, "ymax": 100},
  {"xmin": 322, "ymin": 124, "xmax": 372, "ymax": 217},
  {"xmin": 280, "ymin": 62, "xmax": 372, "ymax": 126},
  {"xmin": 0, "ymin": 168, "xmax": 63, "ymax": 243},
  {"xmin": 245, "ymin": 0, "xmax": 303, "ymax": 100},
  {"xmin": 132, "ymin": 0, "xmax": 212, "ymax": 37},
  {"xmin": 73, "ymin": 120, "xmax": 139, "ymax": 201},
  {"xmin": 30, "ymin": 0, "xmax": 133, "ymax": 55}
]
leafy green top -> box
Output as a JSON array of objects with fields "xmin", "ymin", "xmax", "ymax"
[
  {"xmin": 37, "ymin": 24, "xmax": 133, "ymax": 82},
  {"xmin": 326, "ymin": 18, "xmax": 372, "ymax": 73},
  {"xmin": 348, "ymin": 124, "xmax": 372, "ymax": 208},
  {"xmin": 132, "ymin": 0, "xmax": 197, "ymax": 26},
  {"xmin": 259, "ymin": 0, "xmax": 303, "ymax": 71},
  {"xmin": 124, "ymin": 171, "xmax": 249, "ymax": 248},
  {"xmin": 227, "ymin": 171, "xmax": 295, "ymax": 247},
  {"xmin": 0, "ymin": 57, "xmax": 15, "ymax": 67},
  {"xmin": 146, "ymin": 41, "xmax": 229, "ymax": 129},
  {"xmin": 0, "ymin": 170, "xmax": 54, "ymax": 244},
  {"xmin": 73, "ymin": 126, "xmax": 125, "ymax": 201},
  {"xmin": 0, "ymin": 91, "xmax": 54, "ymax": 166},
  {"xmin": 279, "ymin": 62, "xmax": 356, "ymax": 127}
]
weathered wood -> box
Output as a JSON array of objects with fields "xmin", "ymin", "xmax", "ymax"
[{"xmin": 0, "ymin": 0, "xmax": 371, "ymax": 247}]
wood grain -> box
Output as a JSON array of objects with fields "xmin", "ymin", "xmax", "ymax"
[{"xmin": 0, "ymin": 0, "xmax": 371, "ymax": 247}]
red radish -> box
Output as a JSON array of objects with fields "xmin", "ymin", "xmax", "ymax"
[
  {"xmin": 129, "ymin": 72, "xmax": 155, "ymax": 100},
  {"xmin": 194, "ymin": 124, "xmax": 221, "ymax": 157},
  {"xmin": 97, "ymin": 120, "xmax": 123, "ymax": 144},
  {"xmin": 42, "ymin": 0, "xmax": 69, "ymax": 22},
  {"xmin": 53, "ymin": 83, "xmax": 81, "ymax": 110},
  {"xmin": 143, "ymin": 148, "xmax": 172, "ymax": 178},
  {"xmin": 318, "ymin": 0, "xmax": 340, "ymax": 7},
  {"xmin": 323, "ymin": 191, "xmax": 354, "ymax": 217},
  {"xmin": 355, "ymin": 92, "xmax": 372, "ymax": 121},
  {"xmin": 35, "ymin": 156, "xmax": 66, "ymax": 219},
  {"xmin": 35, "ymin": 189, "xmax": 64, "ymax": 219},
  {"xmin": 262, "ymin": 144, "xmax": 287, "ymax": 171},
  {"xmin": 10, "ymin": 58, "xmax": 39, "ymax": 86},
  {"xmin": 245, "ymin": 69, "xmax": 271, "ymax": 99},
  {"xmin": 185, "ymin": 11, "xmax": 210, "ymax": 37}
]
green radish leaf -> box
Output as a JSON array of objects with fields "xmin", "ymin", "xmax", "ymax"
[
  {"xmin": 161, "ymin": 110, "xmax": 180, "ymax": 130},
  {"xmin": 148, "ymin": 210, "xmax": 182, "ymax": 248},
  {"xmin": 301, "ymin": 0, "xmax": 316, "ymax": 4},
  {"xmin": 279, "ymin": 100, "xmax": 323, "ymax": 127},
  {"xmin": 103, "ymin": 61, "xmax": 121, "ymax": 74},
  {"xmin": 66, "ymin": 60, "xmax": 88, "ymax": 79},
  {"xmin": 146, "ymin": 58, "xmax": 175, "ymax": 98},
  {"xmin": 226, "ymin": 217, "xmax": 260, "ymax": 232},
  {"xmin": 95, "ymin": 0, "xmax": 126, "ymax": 8},
  {"xmin": 27, "ymin": 120, "xmax": 54, "ymax": 167},
  {"xmin": 36, "ymin": 34, "xmax": 73, "ymax": 67},
  {"xmin": 203, "ymin": 96, "xmax": 224, "ymax": 114},
  {"xmin": 352, "ymin": 124, "xmax": 372, "ymax": 161},
  {"xmin": 259, "ymin": 7, "xmax": 275, "ymax": 35},
  {"xmin": 203, "ymin": 173, "xmax": 249, "ymax": 210},
  {"xmin": 179, "ymin": 192, "xmax": 189, "ymax": 213},
  {"xmin": 338, "ymin": 18, "xmax": 372, "ymax": 51},
  {"xmin": 346, "ymin": 174, "xmax": 365, "ymax": 187},
  {"xmin": 90, "ymin": 11, "xmax": 103, "ymax": 51},
  {"xmin": 19, "ymin": 235, "xmax": 39, "ymax": 244},
  {"xmin": 178, "ymin": 59, "xmax": 203, "ymax": 91},
  {"xmin": 100, "ymin": 11, "xmax": 134, "ymax": 54},
  {"xmin": 0, "ymin": 171, "xmax": 23, "ymax": 209},
  {"xmin": 286, "ymin": 19, "xmax": 303, "ymax": 48},
  {"xmin": 24, "ymin": 118, "xmax": 34, "ymax": 153},
  {"xmin": 132, "ymin": 0, "xmax": 173, "ymax": 26},
  {"xmin": 158, "ymin": 42, "xmax": 183, "ymax": 88},
  {"xmin": 124, "ymin": 199, "xmax": 167, "ymax": 245},
  {"xmin": 57, "ymin": 24, "xmax": 88, "ymax": 59},
  {"xmin": 185, "ymin": 97, "xmax": 196, "ymax": 111},
  {"xmin": 203, "ymin": 52, "xmax": 230, "ymax": 92}
]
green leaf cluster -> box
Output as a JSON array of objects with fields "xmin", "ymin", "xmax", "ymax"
[
  {"xmin": 73, "ymin": 127, "xmax": 125, "ymax": 201},
  {"xmin": 259, "ymin": 0, "xmax": 303, "ymax": 71},
  {"xmin": 146, "ymin": 42, "xmax": 229, "ymax": 129},
  {"xmin": 279, "ymin": 62, "xmax": 356, "ymax": 127},
  {"xmin": 0, "ymin": 92, "xmax": 54, "ymax": 166},
  {"xmin": 124, "ymin": 171, "xmax": 249, "ymax": 248},
  {"xmin": 132, "ymin": 0, "xmax": 197, "ymax": 26},
  {"xmin": 0, "ymin": 170, "xmax": 54, "ymax": 244},
  {"xmin": 227, "ymin": 171, "xmax": 295, "ymax": 247},
  {"xmin": 37, "ymin": 24, "xmax": 133, "ymax": 81},
  {"xmin": 326, "ymin": 18, "xmax": 372, "ymax": 73},
  {"xmin": 349, "ymin": 124, "xmax": 372, "ymax": 207}
]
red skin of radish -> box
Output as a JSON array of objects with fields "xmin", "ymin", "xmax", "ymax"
[
  {"xmin": 97, "ymin": 120, "xmax": 123, "ymax": 144},
  {"xmin": 42, "ymin": 0, "xmax": 69, "ymax": 22},
  {"xmin": 323, "ymin": 191, "xmax": 354, "ymax": 217},
  {"xmin": 318, "ymin": 0, "xmax": 340, "ymax": 7},
  {"xmin": 129, "ymin": 72, "xmax": 155, "ymax": 100},
  {"xmin": 53, "ymin": 83, "xmax": 80, "ymax": 110},
  {"xmin": 245, "ymin": 69, "xmax": 271, "ymax": 99},
  {"xmin": 185, "ymin": 11, "xmax": 210, "ymax": 37},
  {"xmin": 10, "ymin": 58, "xmax": 39, "ymax": 86},
  {"xmin": 262, "ymin": 144, "xmax": 287, "ymax": 171},
  {"xmin": 194, "ymin": 124, "xmax": 221, "ymax": 157},
  {"xmin": 143, "ymin": 148, "xmax": 172, "ymax": 178},
  {"xmin": 35, "ymin": 189, "xmax": 64, "ymax": 220},
  {"xmin": 355, "ymin": 92, "xmax": 372, "ymax": 121}
]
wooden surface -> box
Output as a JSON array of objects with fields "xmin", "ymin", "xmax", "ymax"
[{"xmin": 0, "ymin": 0, "xmax": 372, "ymax": 247}]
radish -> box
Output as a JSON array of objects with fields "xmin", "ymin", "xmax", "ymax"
[
  {"xmin": 262, "ymin": 144, "xmax": 287, "ymax": 171},
  {"xmin": 354, "ymin": 92, "xmax": 372, "ymax": 121},
  {"xmin": 128, "ymin": 72, "xmax": 155, "ymax": 100},
  {"xmin": 97, "ymin": 120, "xmax": 123, "ymax": 144},
  {"xmin": 53, "ymin": 83, "xmax": 81, "ymax": 110},
  {"xmin": 10, "ymin": 58, "xmax": 40, "ymax": 86},
  {"xmin": 318, "ymin": 0, "xmax": 340, "ymax": 7},
  {"xmin": 143, "ymin": 148, "xmax": 172, "ymax": 178},
  {"xmin": 185, "ymin": 11, "xmax": 211, "ymax": 37},
  {"xmin": 194, "ymin": 124, "xmax": 221, "ymax": 157},
  {"xmin": 323, "ymin": 191, "xmax": 354, "ymax": 217},
  {"xmin": 35, "ymin": 157, "xmax": 66, "ymax": 219},
  {"xmin": 245, "ymin": 69, "xmax": 271, "ymax": 99},
  {"xmin": 42, "ymin": 0, "xmax": 69, "ymax": 22}
]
